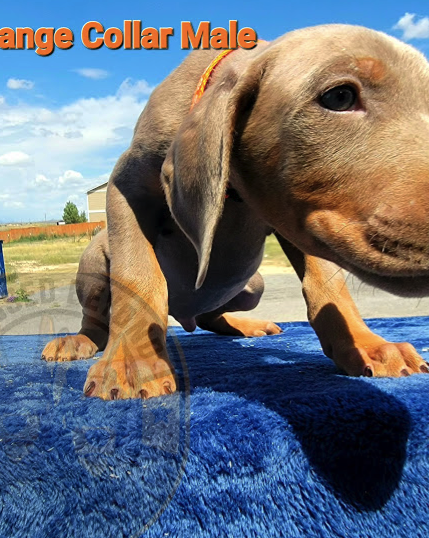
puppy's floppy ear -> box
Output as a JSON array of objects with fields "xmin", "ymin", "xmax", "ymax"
[{"xmin": 161, "ymin": 58, "xmax": 265, "ymax": 289}]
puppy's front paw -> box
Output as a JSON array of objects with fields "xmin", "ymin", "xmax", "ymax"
[
  {"xmin": 333, "ymin": 338, "xmax": 428, "ymax": 378},
  {"xmin": 83, "ymin": 351, "xmax": 176, "ymax": 400},
  {"xmin": 42, "ymin": 334, "xmax": 98, "ymax": 361}
]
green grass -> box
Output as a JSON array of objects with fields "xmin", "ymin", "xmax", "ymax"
[
  {"xmin": 8, "ymin": 289, "xmax": 32, "ymax": 303},
  {"xmin": 6, "ymin": 269, "xmax": 19, "ymax": 284},
  {"xmin": 263, "ymin": 234, "xmax": 290, "ymax": 267}
]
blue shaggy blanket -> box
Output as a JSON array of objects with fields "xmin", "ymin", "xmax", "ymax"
[{"xmin": 0, "ymin": 317, "xmax": 429, "ymax": 538}]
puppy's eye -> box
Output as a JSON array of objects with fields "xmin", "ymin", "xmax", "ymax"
[{"xmin": 319, "ymin": 85, "xmax": 357, "ymax": 111}]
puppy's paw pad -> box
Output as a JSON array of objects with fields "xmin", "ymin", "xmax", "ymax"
[
  {"xmin": 339, "ymin": 341, "xmax": 427, "ymax": 378},
  {"xmin": 363, "ymin": 342, "xmax": 427, "ymax": 377},
  {"xmin": 84, "ymin": 355, "xmax": 176, "ymax": 400},
  {"xmin": 42, "ymin": 334, "xmax": 98, "ymax": 362}
]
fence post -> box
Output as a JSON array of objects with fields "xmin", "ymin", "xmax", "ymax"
[{"xmin": 0, "ymin": 240, "xmax": 8, "ymax": 298}]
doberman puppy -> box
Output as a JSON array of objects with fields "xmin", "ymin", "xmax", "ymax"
[{"xmin": 42, "ymin": 24, "xmax": 429, "ymax": 399}]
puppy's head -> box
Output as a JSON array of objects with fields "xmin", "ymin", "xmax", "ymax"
[{"xmin": 162, "ymin": 24, "xmax": 429, "ymax": 295}]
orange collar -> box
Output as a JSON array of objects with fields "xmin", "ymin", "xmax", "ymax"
[
  {"xmin": 190, "ymin": 49, "xmax": 235, "ymax": 110},
  {"xmin": 190, "ymin": 41, "xmax": 267, "ymax": 110}
]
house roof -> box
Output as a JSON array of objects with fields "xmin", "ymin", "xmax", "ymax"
[{"xmin": 86, "ymin": 182, "xmax": 108, "ymax": 195}]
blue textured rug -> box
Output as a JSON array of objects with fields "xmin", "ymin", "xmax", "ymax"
[{"xmin": 1, "ymin": 317, "xmax": 429, "ymax": 537}]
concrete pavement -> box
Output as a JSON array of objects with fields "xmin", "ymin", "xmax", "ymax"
[{"xmin": 0, "ymin": 273, "xmax": 427, "ymax": 336}]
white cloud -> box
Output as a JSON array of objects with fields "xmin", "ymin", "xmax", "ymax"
[
  {"xmin": 393, "ymin": 13, "xmax": 429, "ymax": 40},
  {"xmin": 0, "ymin": 151, "xmax": 32, "ymax": 166},
  {"xmin": 0, "ymin": 78, "xmax": 153, "ymax": 221},
  {"xmin": 7, "ymin": 78, "xmax": 34, "ymax": 90},
  {"xmin": 117, "ymin": 78, "xmax": 154, "ymax": 97},
  {"xmin": 35, "ymin": 173, "xmax": 50, "ymax": 184},
  {"xmin": 32, "ymin": 173, "xmax": 52, "ymax": 190},
  {"xmin": 58, "ymin": 170, "xmax": 85, "ymax": 187},
  {"xmin": 3, "ymin": 201, "xmax": 24, "ymax": 208},
  {"xmin": 21, "ymin": 169, "xmax": 102, "ymax": 220},
  {"xmin": 29, "ymin": 170, "xmax": 95, "ymax": 196},
  {"xmin": 74, "ymin": 68, "xmax": 110, "ymax": 80}
]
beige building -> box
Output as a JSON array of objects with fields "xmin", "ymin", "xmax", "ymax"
[{"xmin": 87, "ymin": 182, "xmax": 107, "ymax": 223}]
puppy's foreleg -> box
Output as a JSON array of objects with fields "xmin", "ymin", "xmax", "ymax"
[
  {"xmin": 42, "ymin": 230, "xmax": 110, "ymax": 362},
  {"xmin": 83, "ymin": 151, "xmax": 176, "ymax": 400},
  {"xmin": 275, "ymin": 234, "xmax": 428, "ymax": 377}
]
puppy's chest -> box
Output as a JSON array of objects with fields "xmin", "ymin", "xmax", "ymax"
[{"xmin": 155, "ymin": 201, "xmax": 270, "ymax": 313}]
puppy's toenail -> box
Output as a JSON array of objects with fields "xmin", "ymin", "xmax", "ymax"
[
  {"xmin": 401, "ymin": 369, "xmax": 410, "ymax": 377},
  {"xmin": 41, "ymin": 355, "xmax": 46, "ymax": 360},
  {"xmin": 111, "ymin": 388, "xmax": 119, "ymax": 400},
  {"xmin": 84, "ymin": 381, "xmax": 96, "ymax": 396},
  {"xmin": 420, "ymin": 365, "xmax": 429, "ymax": 373},
  {"xmin": 139, "ymin": 389, "xmax": 148, "ymax": 399},
  {"xmin": 363, "ymin": 366, "xmax": 373, "ymax": 377},
  {"xmin": 164, "ymin": 382, "xmax": 173, "ymax": 394}
]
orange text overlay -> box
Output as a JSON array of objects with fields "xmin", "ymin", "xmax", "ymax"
[{"xmin": 0, "ymin": 21, "xmax": 257, "ymax": 55}]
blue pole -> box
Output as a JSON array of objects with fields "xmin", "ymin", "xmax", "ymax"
[{"xmin": 0, "ymin": 240, "xmax": 8, "ymax": 299}]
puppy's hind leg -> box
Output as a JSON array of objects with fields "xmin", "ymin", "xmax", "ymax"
[
  {"xmin": 196, "ymin": 271, "xmax": 282, "ymax": 337},
  {"xmin": 42, "ymin": 230, "xmax": 111, "ymax": 362}
]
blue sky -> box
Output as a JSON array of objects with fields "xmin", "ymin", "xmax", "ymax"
[{"xmin": 1, "ymin": 0, "xmax": 429, "ymax": 222}]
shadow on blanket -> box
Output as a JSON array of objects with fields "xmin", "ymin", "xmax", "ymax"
[
  {"xmin": 0, "ymin": 317, "xmax": 428, "ymax": 538},
  {"xmin": 191, "ymin": 342, "xmax": 411, "ymax": 511}
]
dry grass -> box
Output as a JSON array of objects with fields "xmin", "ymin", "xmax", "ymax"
[
  {"xmin": 0, "ymin": 234, "xmax": 290, "ymax": 300},
  {"xmin": 263, "ymin": 235, "xmax": 290, "ymax": 267},
  {"xmin": 3, "ymin": 236, "xmax": 91, "ymax": 296},
  {"xmin": 4, "ymin": 236, "xmax": 90, "ymax": 264}
]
